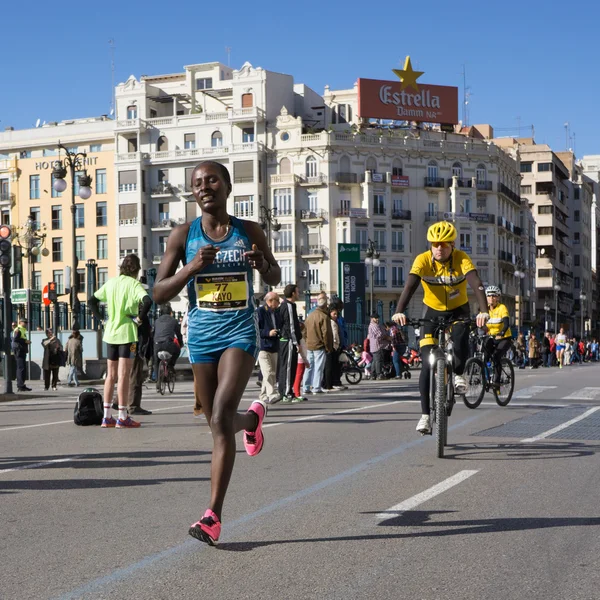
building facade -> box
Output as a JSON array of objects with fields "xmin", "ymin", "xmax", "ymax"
[{"xmin": 0, "ymin": 117, "xmax": 117, "ymax": 320}]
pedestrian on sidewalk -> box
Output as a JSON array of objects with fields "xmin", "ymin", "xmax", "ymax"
[
  {"xmin": 292, "ymin": 321, "xmax": 310, "ymax": 400},
  {"xmin": 12, "ymin": 318, "xmax": 31, "ymax": 392},
  {"xmin": 65, "ymin": 329, "xmax": 83, "ymax": 387},
  {"xmin": 42, "ymin": 328, "xmax": 63, "ymax": 391},
  {"xmin": 368, "ymin": 313, "xmax": 391, "ymax": 380},
  {"xmin": 257, "ymin": 291, "xmax": 281, "ymax": 404},
  {"xmin": 302, "ymin": 292, "xmax": 333, "ymax": 395},
  {"xmin": 528, "ymin": 331, "xmax": 540, "ymax": 369},
  {"xmin": 323, "ymin": 306, "xmax": 344, "ymax": 391},
  {"xmin": 88, "ymin": 253, "xmax": 152, "ymax": 429},
  {"xmin": 278, "ymin": 284, "xmax": 304, "ymax": 402}
]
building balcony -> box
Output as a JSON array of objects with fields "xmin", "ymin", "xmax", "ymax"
[
  {"xmin": 308, "ymin": 281, "xmax": 327, "ymax": 292},
  {"xmin": 447, "ymin": 178, "xmax": 468, "ymax": 187},
  {"xmin": 459, "ymin": 245, "xmax": 472, "ymax": 253},
  {"xmin": 150, "ymin": 183, "xmax": 176, "ymax": 197},
  {"xmin": 151, "ymin": 218, "xmax": 185, "ymax": 230},
  {"xmin": 392, "ymin": 209, "xmax": 411, "ymax": 220},
  {"xmin": 334, "ymin": 172, "xmax": 359, "ymax": 184},
  {"xmin": 231, "ymin": 142, "xmax": 259, "ymax": 154},
  {"xmin": 229, "ymin": 107, "xmax": 263, "ymax": 122},
  {"xmin": 0, "ymin": 192, "xmax": 15, "ymax": 206},
  {"xmin": 374, "ymin": 279, "xmax": 387, "ymax": 288},
  {"xmin": 392, "ymin": 279, "xmax": 405, "ymax": 287},
  {"xmin": 116, "ymin": 118, "xmax": 144, "ymax": 131},
  {"xmin": 424, "ymin": 177, "xmax": 444, "ymax": 188},
  {"xmin": 119, "ymin": 218, "xmax": 138, "ymax": 226},
  {"xmin": 476, "ymin": 246, "xmax": 489, "ymax": 255},
  {"xmin": 424, "ymin": 212, "xmax": 439, "ymax": 222},
  {"xmin": 300, "ymin": 245, "xmax": 327, "ymax": 259},
  {"xmin": 116, "ymin": 152, "xmax": 142, "ymax": 163},
  {"xmin": 300, "ymin": 209, "xmax": 327, "ymax": 223},
  {"xmin": 273, "ymin": 245, "xmax": 293, "ymax": 253},
  {"xmin": 391, "ymin": 245, "xmax": 405, "ymax": 252},
  {"xmin": 468, "ymin": 180, "xmax": 493, "ymax": 192},
  {"xmin": 336, "ymin": 208, "xmax": 368, "ymax": 219},
  {"xmin": 498, "ymin": 182, "xmax": 520, "ymax": 204},
  {"xmin": 497, "ymin": 249, "xmax": 515, "ymax": 264},
  {"xmin": 118, "ymin": 184, "xmax": 137, "ymax": 193},
  {"xmin": 270, "ymin": 173, "xmax": 301, "ymax": 186},
  {"xmin": 143, "ymin": 146, "xmax": 229, "ymax": 163},
  {"xmin": 299, "ymin": 174, "xmax": 328, "ymax": 186}
]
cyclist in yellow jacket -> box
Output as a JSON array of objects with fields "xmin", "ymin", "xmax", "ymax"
[
  {"xmin": 392, "ymin": 221, "xmax": 489, "ymax": 434},
  {"xmin": 483, "ymin": 285, "xmax": 513, "ymax": 386}
]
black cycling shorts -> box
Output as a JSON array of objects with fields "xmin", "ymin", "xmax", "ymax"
[{"xmin": 106, "ymin": 342, "xmax": 137, "ymax": 361}]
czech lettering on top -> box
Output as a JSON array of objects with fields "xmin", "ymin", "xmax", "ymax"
[{"xmin": 357, "ymin": 56, "xmax": 459, "ymax": 125}]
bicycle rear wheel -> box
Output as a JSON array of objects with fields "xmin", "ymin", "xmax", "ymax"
[
  {"xmin": 167, "ymin": 368, "xmax": 176, "ymax": 393},
  {"xmin": 462, "ymin": 358, "xmax": 486, "ymax": 409},
  {"xmin": 435, "ymin": 358, "xmax": 447, "ymax": 458},
  {"xmin": 158, "ymin": 362, "xmax": 167, "ymax": 395},
  {"xmin": 493, "ymin": 358, "xmax": 514, "ymax": 406}
]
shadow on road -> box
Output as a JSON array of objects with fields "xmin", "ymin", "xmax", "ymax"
[
  {"xmin": 445, "ymin": 441, "xmax": 598, "ymax": 461},
  {"xmin": 216, "ymin": 511, "xmax": 600, "ymax": 552}
]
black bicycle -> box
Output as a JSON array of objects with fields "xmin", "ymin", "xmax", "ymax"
[
  {"xmin": 156, "ymin": 350, "xmax": 176, "ymax": 395},
  {"xmin": 407, "ymin": 316, "xmax": 473, "ymax": 458},
  {"xmin": 462, "ymin": 335, "xmax": 515, "ymax": 408}
]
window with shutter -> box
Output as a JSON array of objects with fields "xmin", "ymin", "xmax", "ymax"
[
  {"xmin": 119, "ymin": 204, "xmax": 138, "ymax": 225},
  {"xmin": 241, "ymin": 93, "xmax": 253, "ymax": 108},
  {"xmin": 118, "ymin": 171, "xmax": 137, "ymax": 192},
  {"xmin": 234, "ymin": 160, "xmax": 254, "ymax": 183}
]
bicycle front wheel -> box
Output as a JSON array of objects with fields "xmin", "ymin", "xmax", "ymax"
[
  {"xmin": 493, "ymin": 358, "xmax": 515, "ymax": 406},
  {"xmin": 167, "ymin": 368, "xmax": 176, "ymax": 393},
  {"xmin": 462, "ymin": 358, "xmax": 486, "ymax": 409},
  {"xmin": 435, "ymin": 358, "xmax": 447, "ymax": 458}
]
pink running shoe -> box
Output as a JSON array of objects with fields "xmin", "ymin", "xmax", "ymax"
[
  {"xmin": 101, "ymin": 417, "xmax": 116, "ymax": 428},
  {"xmin": 189, "ymin": 509, "xmax": 221, "ymax": 546},
  {"xmin": 116, "ymin": 416, "xmax": 141, "ymax": 428},
  {"xmin": 244, "ymin": 400, "xmax": 267, "ymax": 456}
]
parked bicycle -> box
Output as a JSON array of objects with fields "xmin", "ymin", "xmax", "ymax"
[
  {"xmin": 462, "ymin": 335, "xmax": 515, "ymax": 408},
  {"xmin": 407, "ymin": 316, "xmax": 473, "ymax": 458},
  {"xmin": 156, "ymin": 350, "xmax": 176, "ymax": 395}
]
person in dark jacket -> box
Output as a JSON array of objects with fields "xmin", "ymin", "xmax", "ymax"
[
  {"xmin": 152, "ymin": 304, "xmax": 183, "ymax": 382},
  {"xmin": 257, "ymin": 292, "xmax": 281, "ymax": 404},
  {"xmin": 128, "ymin": 310, "xmax": 153, "ymax": 415},
  {"xmin": 277, "ymin": 284, "xmax": 303, "ymax": 402},
  {"xmin": 41, "ymin": 328, "xmax": 63, "ymax": 391},
  {"xmin": 12, "ymin": 318, "xmax": 31, "ymax": 391}
]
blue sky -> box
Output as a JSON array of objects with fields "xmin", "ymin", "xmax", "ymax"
[{"xmin": 2, "ymin": 0, "xmax": 598, "ymax": 156}]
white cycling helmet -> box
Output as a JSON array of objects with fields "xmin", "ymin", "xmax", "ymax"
[{"xmin": 485, "ymin": 285, "xmax": 501, "ymax": 297}]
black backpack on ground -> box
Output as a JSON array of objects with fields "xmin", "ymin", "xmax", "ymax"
[{"xmin": 74, "ymin": 388, "xmax": 104, "ymax": 426}]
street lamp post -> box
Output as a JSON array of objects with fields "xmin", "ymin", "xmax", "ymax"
[
  {"xmin": 13, "ymin": 215, "xmax": 49, "ymax": 376},
  {"xmin": 364, "ymin": 239, "xmax": 380, "ymax": 316},
  {"xmin": 553, "ymin": 283, "xmax": 561, "ymax": 333},
  {"xmin": 52, "ymin": 142, "xmax": 92, "ymax": 330},
  {"xmin": 580, "ymin": 291, "xmax": 587, "ymax": 340},
  {"xmin": 543, "ymin": 302, "xmax": 550, "ymax": 332},
  {"xmin": 513, "ymin": 258, "xmax": 526, "ymax": 334}
]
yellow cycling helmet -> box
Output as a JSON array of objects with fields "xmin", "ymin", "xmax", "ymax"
[{"xmin": 427, "ymin": 221, "xmax": 457, "ymax": 243}]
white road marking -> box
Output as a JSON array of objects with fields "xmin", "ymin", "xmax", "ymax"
[
  {"xmin": 521, "ymin": 406, "xmax": 600, "ymax": 443},
  {"xmin": 375, "ymin": 470, "xmax": 479, "ymax": 520},
  {"xmin": 0, "ymin": 456, "xmax": 80, "ymax": 475},
  {"xmin": 512, "ymin": 386, "xmax": 556, "ymax": 399},
  {"xmin": 564, "ymin": 387, "xmax": 600, "ymax": 400}
]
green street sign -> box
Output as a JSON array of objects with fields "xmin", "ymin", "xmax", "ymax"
[
  {"xmin": 337, "ymin": 243, "xmax": 361, "ymax": 296},
  {"xmin": 11, "ymin": 289, "xmax": 28, "ymax": 304},
  {"xmin": 30, "ymin": 290, "xmax": 42, "ymax": 304}
]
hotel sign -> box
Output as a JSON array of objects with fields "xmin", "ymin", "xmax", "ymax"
[{"xmin": 357, "ymin": 56, "xmax": 459, "ymax": 125}]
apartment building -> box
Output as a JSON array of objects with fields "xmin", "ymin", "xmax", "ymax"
[{"xmin": 0, "ymin": 118, "xmax": 117, "ymax": 313}]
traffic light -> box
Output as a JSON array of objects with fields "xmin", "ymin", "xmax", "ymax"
[
  {"xmin": 11, "ymin": 245, "xmax": 22, "ymax": 276},
  {"xmin": 48, "ymin": 281, "xmax": 57, "ymax": 302},
  {"xmin": 0, "ymin": 224, "xmax": 11, "ymax": 269}
]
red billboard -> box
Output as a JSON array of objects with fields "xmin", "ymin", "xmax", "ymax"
[{"xmin": 357, "ymin": 78, "xmax": 459, "ymax": 125}]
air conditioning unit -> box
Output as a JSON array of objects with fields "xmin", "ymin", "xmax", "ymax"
[
  {"xmin": 162, "ymin": 219, "xmax": 170, "ymax": 227},
  {"xmin": 299, "ymin": 270, "xmax": 307, "ymax": 278}
]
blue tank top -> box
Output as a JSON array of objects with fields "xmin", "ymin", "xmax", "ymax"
[{"xmin": 185, "ymin": 216, "xmax": 258, "ymax": 353}]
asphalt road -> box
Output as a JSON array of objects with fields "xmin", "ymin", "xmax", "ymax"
[{"xmin": 2, "ymin": 363, "xmax": 600, "ymax": 600}]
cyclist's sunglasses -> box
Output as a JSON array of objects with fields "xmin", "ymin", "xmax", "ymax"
[{"xmin": 431, "ymin": 241, "xmax": 451, "ymax": 248}]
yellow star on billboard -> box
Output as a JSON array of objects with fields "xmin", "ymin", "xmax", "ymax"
[{"xmin": 392, "ymin": 56, "xmax": 424, "ymax": 91}]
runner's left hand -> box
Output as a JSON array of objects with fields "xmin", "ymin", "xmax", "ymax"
[{"xmin": 244, "ymin": 244, "xmax": 265, "ymax": 271}]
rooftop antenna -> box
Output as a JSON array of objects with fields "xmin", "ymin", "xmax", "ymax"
[
  {"xmin": 35, "ymin": 118, "xmax": 41, "ymax": 128},
  {"xmin": 516, "ymin": 115, "xmax": 521, "ymax": 138},
  {"xmin": 225, "ymin": 46, "xmax": 231, "ymax": 67},
  {"xmin": 572, "ymin": 132, "xmax": 576, "ymax": 156},
  {"xmin": 564, "ymin": 121, "xmax": 569, "ymax": 151},
  {"xmin": 462, "ymin": 64, "xmax": 471, "ymax": 128},
  {"xmin": 109, "ymin": 38, "xmax": 116, "ymax": 118}
]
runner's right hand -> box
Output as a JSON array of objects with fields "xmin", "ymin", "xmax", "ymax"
[
  {"xmin": 392, "ymin": 313, "xmax": 407, "ymax": 326},
  {"xmin": 190, "ymin": 245, "xmax": 220, "ymax": 272}
]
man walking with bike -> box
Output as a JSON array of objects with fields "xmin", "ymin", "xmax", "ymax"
[
  {"xmin": 153, "ymin": 304, "xmax": 183, "ymax": 384},
  {"xmin": 392, "ymin": 221, "xmax": 489, "ymax": 434}
]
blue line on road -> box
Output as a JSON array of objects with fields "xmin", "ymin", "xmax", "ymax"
[{"xmin": 54, "ymin": 412, "xmax": 482, "ymax": 600}]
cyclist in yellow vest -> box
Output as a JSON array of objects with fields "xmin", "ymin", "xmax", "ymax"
[
  {"xmin": 392, "ymin": 221, "xmax": 489, "ymax": 434},
  {"xmin": 12, "ymin": 317, "xmax": 32, "ymax": 391},
  {"xmin": 483, "ymin": 285, "xmax": 513, "ymax": 387}
]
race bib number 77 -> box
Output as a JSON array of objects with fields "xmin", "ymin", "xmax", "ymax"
[{"xmin": 196, "ymin": 272, "xmax": 248, "ymax": 311}]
